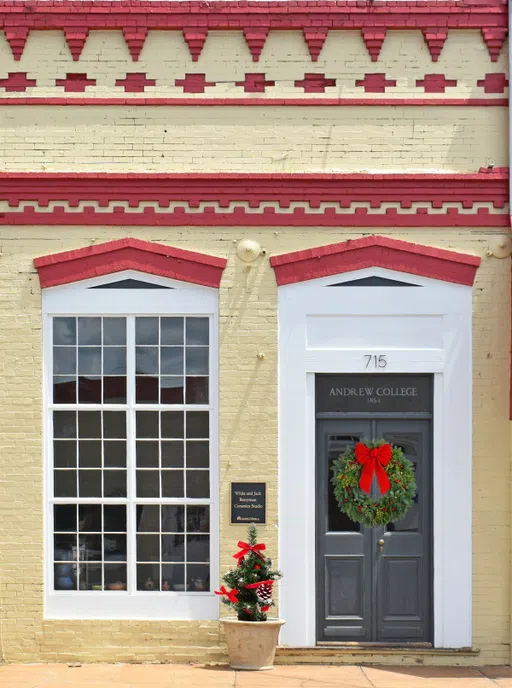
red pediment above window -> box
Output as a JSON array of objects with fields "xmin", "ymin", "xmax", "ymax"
[
  {"xmin": 270, "ymin": 235, "xmax": 480, "ymax": 287},
  {"xmin": 34, "ymin": 237, "xmax": 227, "ymax": 288}
]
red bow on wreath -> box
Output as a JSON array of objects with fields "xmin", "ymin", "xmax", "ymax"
[
  {"xmin": 233, "ymin": 541, "xmax": 266, "ymax": 562},
  {"xmin": 214, "ymin": 586, "xmax": 239, "ymax": 604},
  {"xmin": 355, "ymin": 443, "xmax": 392, "ymax": 495}
]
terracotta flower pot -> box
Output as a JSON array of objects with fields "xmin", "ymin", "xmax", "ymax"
[{"xmin": 221, "ymin": 618, "xmax": 285, "ymax": 671}]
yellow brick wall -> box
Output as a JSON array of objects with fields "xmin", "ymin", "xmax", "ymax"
[
  {"xmin": 0, "ymin": 227, "xmax": 509, "ymax": 665},
  {"xmin": 0, "ymin": 105, "xmax": 506, "ymax": 173}
]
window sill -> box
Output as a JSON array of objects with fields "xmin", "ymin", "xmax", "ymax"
[{"xmin": 45, "ymin": 592, "xmax": 218, "ymax": 620}]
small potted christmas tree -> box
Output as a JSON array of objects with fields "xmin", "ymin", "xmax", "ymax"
[{"xmin": 215, "ymin": 524, "xmax": 284, "ymax": 670}]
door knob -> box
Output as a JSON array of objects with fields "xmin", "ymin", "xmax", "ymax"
[{"xmin": 378, "ymin": 538, "xmax": 385, "ymax": 552}]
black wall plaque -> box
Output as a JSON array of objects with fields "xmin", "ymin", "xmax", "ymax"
[
  {"xmin": 231, "ymin": 482, "xmax": 266, "ymax": 524},
  {"xmin": 316, "ymin": 374, "xmax": 433, "ymax": 414}
]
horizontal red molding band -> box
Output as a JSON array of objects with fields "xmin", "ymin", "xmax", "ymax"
[
  {"xmin": 0, "ymin": 1, "xmax": 505, "ymax": 32},
  {"xmin": 0, "ymin": 213, "xmax": 508, "ymax": 229},
  {"xmin": 0, "ymin": 171, "xmax": 507, "ymax": 228},
  {"xmin": 0, "ymin": 98, "xmax": 507, "ymax": 107}
]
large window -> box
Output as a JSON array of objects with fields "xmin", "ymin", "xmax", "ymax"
[{"xmin": 44, "ymin": 273, "xmax": 218, "ymax": 619}]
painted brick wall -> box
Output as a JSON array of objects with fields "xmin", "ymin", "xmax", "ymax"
[
  {"xmin": 0, "ymin": 105, "xmax": 507, "ymax": 173},
  {"xmin": 0, "ymin": 227, "xmax": 508, "ymax": 665}
]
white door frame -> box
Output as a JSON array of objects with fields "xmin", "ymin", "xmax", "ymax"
[{"xmin": 277, "ymin": 267, "xmax": 472, "ymax": 649}]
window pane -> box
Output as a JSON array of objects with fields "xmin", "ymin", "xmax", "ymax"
[
  {"xmin": 54, "ymin": 533, "xmax": 77, "ymax": 561},
  {"xmin": 54, "ymin": 377, "xmax": 76, "ymax": 404},
  {"xmin": 104, "ymin": 505, "xmax": 127, "ymax": 532},
  {"xmin": 186, "ymin": 348, "xmax": 208, "ymax": 375},
  {"xmin": 161, "ymin": 505, "xmax": 185, "ymax": 533},
  {"xmin": 78, "ymin": 411, "xmax": 101, "ymax": 439},
  {"xmin": 104, "ymin": 412, "xmax": 126, "ymax": 439},
  {"xmin": 187, "ymin": 535, "xmax": 210, "ymax": 562},
  {"xmin": 79, "ymin": 441, "xmax": 101, "ymax": 467},
  {"xmin": 78, "ymin": 348, "xmax": 101, "ymax": 375},
  {"xmin": 54, "ymin": 347, "xmax": 76, "ymax": 375},
  {"xmin": 162, "ymin": 564, "xmax": 184, "ymax": 591},
  {"xmin": 162, "ymin": 471, "xmax": 184, "ymax": 498},
  {"xmin": 137, "ymin": 534, "xmax": 160, "ymax": 562},
  {"xmin": 186, "ymin": 471, "xmax": 209, "ymax": 498},
  {"xmin": 104, "ymin": 534, "xmax": 127, "ymax": 560},
  {"xmin": 136, "ymin": 441, "xmax": 159, "ymax": 468},
  {"xmin": 161, "ymin": 441, "xmax": 184, "ymax": 468},
  {"xmin": 162, "ymin": 534, "xmax": 185, "ymax": 562},
  {"xmin": 79, "ymin": 505, "xmax": 102, "ymax": 532},
  {"xmin": 54, "ymin": 441, "xmax": 77, "ymax": 468},
  {"xmin": 103, "ymin": 377, "xmax": 127, "ymax": 404},
  {"xmin": 79, "ymin": 470, "xmax": 102, "ymax": 497},
  {"xmin": 78, "ymin": 317, "xmax": 101, "ymax": 345},
  {"xmin": 79, "ymin": 534, "xmax": 102, "ymax": 561},
  {"xmin": 54, "ymin": 504, "xmax": 77, "ymax": 532},
  {"xmin": 186, "ymin": 378, "xmax": 208, "ymax": 404},
  {"xmin": 187, "ymin": 564, "xmax": 210, "ymax": 593},
  {"xmin": 136, "ymin": 347, "xmax": 158, "ymax": 375},
  {"xmin": 136, "ymin": 471, "xmax": 159, "ymax": 498},
  {"xmin": 136, "ymin": 376, "xmax": 159, "ymax": 404},
  {"xmin": 103, "ymin": 470, "xmax": 126, "ymax": 498},
  {"xmin": 55, "ymin": 563, "xmax": 77, "ymax": 590},
  {"xmin": 104, "ymin": 441, "xmax": 126, "ymax": 468},
  {"xmin": 105, "ymin": 565, "xmax": 127, "ymax": 591},
  {"xmin": 54, "ymin": 317, "xmax": 76, "ymax": 345},
  {"xmin": 80, "ymin": 564, "xmax": 102, "ymax": 591},
  {"xmin": 186, "ymin": 506, "xmax": 209, "ymax": 533},
  {"xmin": 161, "ymin": 347, "xmax": 183, "ymax": 375},
  {"xmin": 137, "ymin": 564, "xmax": 160, "ymax": 591},
  {"xmin": 186, "ymin": 318, "xmax": 209, "ymax": 345},
  {"xmin": 54, "ymin": 411, "xmax": 76, "ymax": 439},
  {"xmin": 103, "ymin": 348, "xmax": 126, "ymax": 375},
  {"xmin": 137, "ymin": 505, "xmax": 160, "ymax": 532},
  {"xmin": 136, "ymin": 318, "xmax": 158, "ymax": 345},
  {"xmin": 186, "ymin": 412, "xmax": 209, "ymax": 438},
  {"xmin": 186, "ymin": 441, "xmax": 209, "ymax": 468},
  {"xmin": 160, "ymin": 378, "xmax": 184, "ymax": 404},
  {"xmin": 161, "ymin": 412, "xmax": 184, "ymax": 438},
  {"xmin": 161, "ymin": 318, "xmax": 183, "ymax": 345},
  {"xmin": 136, "ymin": 412, "xmax": 159, "ymax": 439},
  {"xmin": 54, "ymin": 471, "xmax": 77, "ymax": 497},
  {"xmin": 103, "ymin": 318, "xmax": 126, "ymax": 346},
  {"xmin": 78, "ymin": 377, "xmax": 102, "ymax": 404}
]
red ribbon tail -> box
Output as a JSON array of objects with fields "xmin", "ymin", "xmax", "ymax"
[
  {"xmin": 358, "ymin": 459, "xmax": 374, "ymax": 494},
  {"xmin": 375, "ymin": 462, "xmax": 391, "ymax": 495}
]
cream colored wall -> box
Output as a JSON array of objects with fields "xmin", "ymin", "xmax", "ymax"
[
  {"xmin": 0, "ymin": 28, "xmax": 507, "ymax": 100},
  {"xmin": 0, "ymin": 226, "xmax": 509, "ymax": 664},
  {"xmin": 0, "ymin": 105, "xmax": 507, "ymax": 173}
]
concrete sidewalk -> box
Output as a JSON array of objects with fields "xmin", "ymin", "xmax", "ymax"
[{"xmin": 0, "ymin": 664, "xmax": 511, "ymax": 687}]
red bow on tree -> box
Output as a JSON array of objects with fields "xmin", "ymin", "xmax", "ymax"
[
  {"xmin": 355, "ymin": 443, "xmax": 392, "ymax": 495},
  {"xmin": 233, "ymin": 541, "xmax": 266, "ymax": 562},
  {"xmin": 214, "ymin": 586, "xmax": 239, "ymax": 604}
]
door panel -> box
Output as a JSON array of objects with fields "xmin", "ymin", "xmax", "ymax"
[{"xmin": 316, "ymin": 417, "xmax": 432, "ymax": 643}]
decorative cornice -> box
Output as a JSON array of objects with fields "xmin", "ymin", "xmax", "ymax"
[
  {"xmin": 0, "ymin": 1, "xmax": 506, "ymax": 63},
  {"xmin": 270, "ymin": 235, "xmax": 481, "ymax": 286},
  {"xmin": 0, "ymin": 98, "xmax": 506, "ymax": 106},
  {"xmin": 0, "ymin": 171, "xmax": 507, "ymax": 228},
  {"xmin": 33, "ymin": 237, "xmax": 227, "ymax": 288}
]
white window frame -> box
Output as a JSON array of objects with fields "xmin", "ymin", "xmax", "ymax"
[
  {"xmin": 278, "ymin": 266, "xmax": 473, "ymax": 649},
  {"xmin": 43, "ymin": 270, "xmax": 220, "ymax": 620}
]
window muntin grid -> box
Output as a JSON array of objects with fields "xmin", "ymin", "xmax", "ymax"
[{"xmin": 50, "ymin": 315, "xmax": 212, "ymax": 594}]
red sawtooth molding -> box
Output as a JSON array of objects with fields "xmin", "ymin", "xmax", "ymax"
[
  {"xmin": 64, "ymin": 27, "xmax": 89, "ymax": 62},
  {"xmin": 0, "ymin": 72, "xmax": 36, "ymax": 92},
  {"xmin": 356, "ymin": 73, "xmax": 397, "ymax": 93},
  {"xmin": 0, "ymin": 171, "xmax": 507, "ymax": 229},
  {"xmin": 422, "ymin": 29, "xmax": 448, "ymax": 62},
  {"xmin": 55, "ymin": 73, "xmax": 96, "ymax": 92},
  {"xmin": 115, "ymin": 73, "xmax": 156, "ymax": 93},
  {"xmin": 235, "ymin": 74, "xmax": 276, "ymax": 93},
  {"xmin": 270, "ymin": 235, "xmax": 481, "ymax": 286},
  {"xmin": 0, "ymin": 1, "xmax": 505, "ymax": 63},
  {"xmin": 294, "ymin": 73, "xmax": 336, "ymax": 93},
  {"xmin": 33, "ymin": 237, "xmax": 227, "ymax": 289},
  {"xmin": 477, "ymin": 73, "xmax": 509, "ymax": 93}
]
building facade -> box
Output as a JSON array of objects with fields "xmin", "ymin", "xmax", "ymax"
[{"xmin": 0, "ymin": 0, "xmax": 510, "ymax": 666}]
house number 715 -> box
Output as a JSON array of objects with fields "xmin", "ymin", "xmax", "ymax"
[{"xmin": 364, "ymin": 355, "xmax": 387, "ymax": 369}]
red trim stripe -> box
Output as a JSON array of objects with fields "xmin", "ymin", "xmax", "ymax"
[{"xmin": 0, "ymin": 98, "xmax": 507, "ymax": 107}]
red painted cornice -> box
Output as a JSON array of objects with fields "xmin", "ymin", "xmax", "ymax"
[
  {"xmin": 0, "ymin": 1, "xmax": 505, "ymax": 62},
  {"xmin": 270, "ymin": 235, "xmax": 481, "ymax": 286},
  {"xmin": 33, "ymin": 237, "xmax": 227, "ymax": 288},
  {"xmin": 0, "ymin": 171, "xmax": 507, "ymax": 228},
  {"xmin": 0, "ymin": 1, "xmax": 505, "ymax": 29}
]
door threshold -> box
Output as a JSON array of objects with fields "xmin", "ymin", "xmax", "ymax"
[{"xmin": 318, "ymin": 642, "xmax": 433, "ymax": 648}]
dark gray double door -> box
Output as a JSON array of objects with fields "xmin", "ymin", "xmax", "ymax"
[{"xmin": 316, "ymin": 417, "xmax": 432, "ymax": 643}]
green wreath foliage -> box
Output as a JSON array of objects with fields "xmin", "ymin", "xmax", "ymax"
[{"xmin": 330, "ymin": 440, "xmax": 417, "ymax": 527}]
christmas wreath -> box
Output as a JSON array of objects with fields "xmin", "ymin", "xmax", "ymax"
[
  {"xmin": 331, "ymin": 440, "xmax": 416, "ymax": 527},
  {"xmin": 215, "ymin": 524, "xmax": 283, "ymax": 622}
]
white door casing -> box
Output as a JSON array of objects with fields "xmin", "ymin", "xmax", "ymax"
[{"xmin": 277, "ymin": 266, "xmax": 472, "ymax": 649}]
